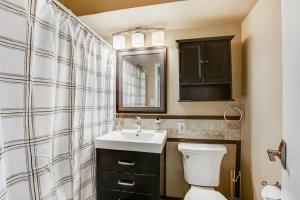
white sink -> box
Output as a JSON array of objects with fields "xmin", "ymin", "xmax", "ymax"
[{"xmin": 95, "ymin": 129, "xmax": 167, "ymax": 153}]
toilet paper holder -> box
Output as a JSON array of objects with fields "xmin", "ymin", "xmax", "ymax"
[{"xmin": 261, "ymin": 181, "xmax": 281, "ymax": 189}]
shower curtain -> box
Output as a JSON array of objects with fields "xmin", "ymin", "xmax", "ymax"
[
  {"xmin": 0, "ymin": 0, "xmax": 114, "ymax": 199},
  {"xmin": 122, "ymin": 60, "xmax": 146, "ymax": 107}
]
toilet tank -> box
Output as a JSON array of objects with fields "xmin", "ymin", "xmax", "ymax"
[{"xmin": 178, "ymin": 143, "xmax": 227, "ymax": 187}]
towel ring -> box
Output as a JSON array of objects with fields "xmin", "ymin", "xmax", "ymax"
[{"xmin": 224, "ymin": 105, "xmax": 243, "ymax": 126}]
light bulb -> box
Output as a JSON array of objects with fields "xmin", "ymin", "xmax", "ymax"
[
  {"xmin": 113, "ymin": 35, "xmax": 125, "ymax": 49},
  {"xmin": 152, "ymin": 31, "xmax": 165, "ymax": 46},
  {"xmin": 132, "ymin": 32, "xmax": 145, "ymax": 47}
]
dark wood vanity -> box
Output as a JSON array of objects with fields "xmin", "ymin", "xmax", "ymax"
[
  {"xmin": 177, "ymin": 36, "xmax": 234, "ymax": 101},
  {"xmin": 97, "ymin": 149, "xmax": 165, "ymax": 200}
]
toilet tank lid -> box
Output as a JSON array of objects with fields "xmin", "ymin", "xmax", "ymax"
[{"xmin": 178, "ymin": 143, "xmax": 227, "ymax": 154}]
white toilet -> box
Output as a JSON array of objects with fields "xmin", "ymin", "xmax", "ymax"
[{"xmin": 178, "ymin": 143, "xmax": 227, "ymax": 200}]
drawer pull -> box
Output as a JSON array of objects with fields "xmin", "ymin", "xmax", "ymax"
[
  {"xmin": 117, "ymin": 160, "xmax": 135, "ymax": 166},
  {"xmin": 118, "ymin": 180, "xmax": 135, "ymax": 187}
]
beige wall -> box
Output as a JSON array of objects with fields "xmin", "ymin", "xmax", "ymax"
[
  {"xmin": 106, "ymin": 25, "xmax": 243, "ymax": 198},
  {"xmin": 241, "ymin": 0, "xmax": 282, "ymax": 200},
  {"xmin": 106, "ymin": 23, "xmax": 243, "ymax": 115},
  {"xmin": 166, "ymin": 25, "xmax": 242, "ymax": 115}
]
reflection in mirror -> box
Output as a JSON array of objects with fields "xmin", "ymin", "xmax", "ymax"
[
  {"xmin": 117, "ymin": 47, "xmax": 166, "ymax": 113},
  {"xmin": 122, "ymin": 54, "xmax": 161, "ymax": 107}
]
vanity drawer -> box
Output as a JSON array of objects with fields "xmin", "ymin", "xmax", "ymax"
[
  {"xmin": 98, "ymin": 170, "xmax": 156, "ymax": 194},
  {"xmin": 98, "ymin": 189, "xmax": 154, "ymax": 200},
  {"xmin": 97, "ymin": 149, "xmax": 160, "ymax": 174}
]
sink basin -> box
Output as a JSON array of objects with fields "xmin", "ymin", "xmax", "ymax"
[{"xmin": 95, "ymin": 129, "xmax": 167, "ymax": 153}]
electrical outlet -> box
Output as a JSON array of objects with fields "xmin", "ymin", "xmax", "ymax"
[{"xmin": 177, "ymin": 122, "xmax": 186, "ymax": 135}]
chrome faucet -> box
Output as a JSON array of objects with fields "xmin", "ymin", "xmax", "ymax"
[{"xmin": 135, "ymin": 116, "xmax": 142, "ymax": 133}]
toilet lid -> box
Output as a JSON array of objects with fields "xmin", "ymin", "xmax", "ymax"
[{"xmin": 185, "ymin": 187, "xmax": 227, "ymax": 200}]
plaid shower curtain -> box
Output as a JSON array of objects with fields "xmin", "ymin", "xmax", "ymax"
[
  {"xmin": 0, "ymin": 0, "xmax": 115, "ymax": 199},
  {"xmin": 122, "ymin": 60, "xmax": 146, "ymax": 107}
]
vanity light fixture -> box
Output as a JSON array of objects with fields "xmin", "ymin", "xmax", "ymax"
[
  {"xmin": 131, "ymin": 32, "xmax": 145, "ymax": 47},
  {"xmin": 152, "ymin": 31, "xmax": 165, "ymax": 46},
  {"xmin": 113, "ymin": 35, "xmax": 126, "ymax": 49},
  {"xmin": 112, "ymin": 27, "xmax": 165, "ymax": 48}
]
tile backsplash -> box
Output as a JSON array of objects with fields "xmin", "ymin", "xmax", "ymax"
[{"xmin": 116, "ymin": 118, "xmax": 241, "ymax": 141}]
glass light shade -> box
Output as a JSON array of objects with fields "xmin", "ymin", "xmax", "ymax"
[
  {"xmin": 131, "ymin": 32, "xmax": 145, "ymax": 47},
  {"xmin": 152, "ymin": 31, "xmax": 165, "ymax": 46},
  {"xmin": 113, "ymin": 35, "xmax": 125, "ymax": 49}
]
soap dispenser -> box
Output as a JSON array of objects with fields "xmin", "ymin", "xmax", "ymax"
[
  {"xmin": 154, "ymin": 117, "xmax": 161, "ymax": 132},
  {"xmin": 115, "ymin": 114, "xmax": 123, "ymax": 131}
]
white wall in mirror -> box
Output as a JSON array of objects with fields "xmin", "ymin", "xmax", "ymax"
[{"xmin": 121, "ymin": 53, "xmax": 161, "ymax": 108}]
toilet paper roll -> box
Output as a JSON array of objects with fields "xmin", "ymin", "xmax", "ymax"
[{"xmin": 261, "ymin": 185, "xmax": 281, "ymax": 200}]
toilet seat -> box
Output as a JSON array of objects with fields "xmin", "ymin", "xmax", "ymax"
[{"xmin": 184, "ymin": 186, "xmax": 227, "ymax": 200}]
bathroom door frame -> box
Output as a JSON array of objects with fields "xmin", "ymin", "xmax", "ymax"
[{"xmin": 281, "ymin": 0, "xmax": 300, "ymax": 199}]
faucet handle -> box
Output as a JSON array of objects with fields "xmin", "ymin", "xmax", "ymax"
[
  {"xmin": 261, "ymin": 181, "xmax": 268, "ymax": 186},
  {"xmin": 135, "ymin": 116, "xmax": 141, "ymax": 122},
  {"xmin": 261, "ymin": 181, "xmax": 281, "ymax": 189},
  {"xmin": 275, "ymin": 182, "xmax": 281, "ymax": 189}
]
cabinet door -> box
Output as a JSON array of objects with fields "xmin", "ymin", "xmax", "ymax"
[
  {"xmin": 204, "ymin": 40, "xmax": 231, "ymax": 83},
  {"xmin": 98, "ymin": 149, "xmax": 160, "ymax": 174},
  {"xmin": 180, "ymin": 43, "xmax": 204, "ymax": 83},
  {"xmin": 99, "ymin": 171, "xmax": 156, "ymax": 194}
]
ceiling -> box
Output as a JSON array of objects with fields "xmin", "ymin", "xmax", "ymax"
[
  {"xmin": 79, "ymin": 0, "xmax": 256, "ymax": 37},
  {"xmin": 59, "ymin": 0, "xmax": 183, "ymax": 16}
]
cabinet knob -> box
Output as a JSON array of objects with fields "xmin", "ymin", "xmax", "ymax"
[
  {"xmin": 205, "ymin": 59, "xmax": 209, "ymax": 64},
  {"xmin": 199, "ymin": 59, "xmax": 204, "ymax": 64}
]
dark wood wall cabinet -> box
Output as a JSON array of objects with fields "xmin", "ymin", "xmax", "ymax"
[
  {"xmin": 97, "ymin": 149, "xmax": 164, "ymax": 200},
  {"xmin": 177, "ymin": 36, "xmax": 234, "ymax": 101}
]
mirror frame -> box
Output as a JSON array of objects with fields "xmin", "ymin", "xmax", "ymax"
[{"xmin": 116, "ymin": 46, "xmax": 167, "ymax": 113}]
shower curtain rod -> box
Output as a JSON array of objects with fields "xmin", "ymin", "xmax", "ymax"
[{"xmin": 49, "ymin": 0, "xmax": 113, "ymax": 49}]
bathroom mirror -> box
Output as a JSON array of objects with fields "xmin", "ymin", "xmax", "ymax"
[{"xmin": 117, "ymin": 46, "xmax": 167, "ymax": 113}]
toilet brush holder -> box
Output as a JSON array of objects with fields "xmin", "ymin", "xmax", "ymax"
[{"xmin": 230, "ymin": 170, "xmax": 241, "ymax": 199}]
